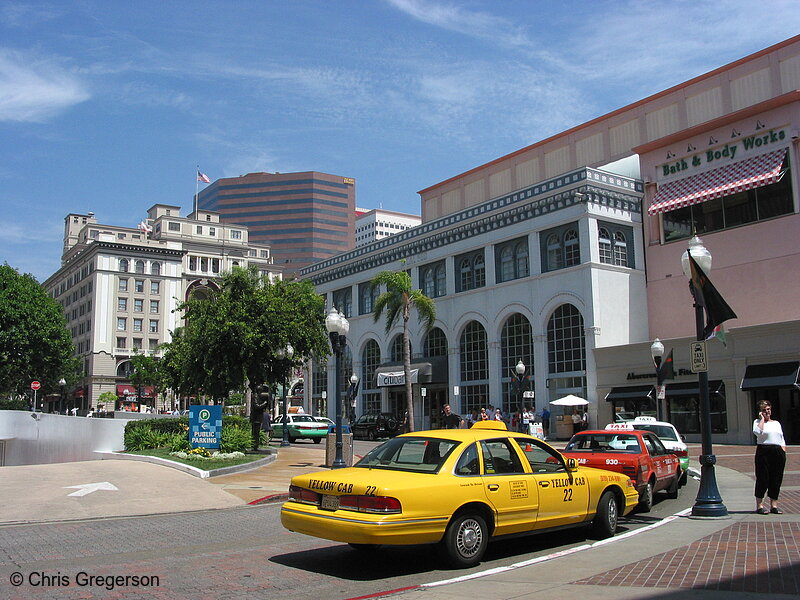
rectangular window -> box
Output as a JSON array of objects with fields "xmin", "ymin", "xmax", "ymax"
[
  {"xmin": 150, "ymin": 281, "xmax": 160, "ymax": 294},
  {"xmin": 209, "ymin": 227, "xmax": 216, "ymax": 236},
  {"xmin": 149, "ymin": 338, "xmax": 159, "ymax": 351},
  {"xmin": 196, "ymin": 225, "xmax": 203, "ymax": 234},
  {"xmin": 134, "ymin": 298, "xmax": 143, "ymax": 312},
  {"xmin": 231, "ymin": 230, "xmax": 242, "ymax": 240},
  {"xmin": 135, "ymin": 280, "xmax": 144, "ymax": 293},
  {"xmin": 133, "ymin": 318, "xmax": 143, "ymax": 332},
  {"xmin": 118, "ymin": 297, "xmax": 127, "ymax": 311},
  {"xmin": 149, "ymin": 320, "xmax": 158, "ymax": 333},
  {"xmin": 132, "ymin": 338, "xmax": 142, "ymax": 350},
  {"xmin": 116, "ymin": 337, "xmax": 126, "ymax": 349},
  {"xmin": 168, "ymin": 222, "xmax": 181, "ymax": 232},
  {"xmin": 201, "ymin": 257, "xmax": 208, "ymax": 272},
  {"xmin": 117, "ymin": 317, "xmax": 126, "ymax": 331},
  {"xmin": 260, "ymin": 250, "xmax": 269, "ymax": 258},
  {"xmin": 150, "ymin": 300, "xmax": 159, "ymax": 313}
]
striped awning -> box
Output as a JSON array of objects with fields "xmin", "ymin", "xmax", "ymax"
[{"xmin": 648, "ymin": 148, "xmax": 787, "ymax": 215}]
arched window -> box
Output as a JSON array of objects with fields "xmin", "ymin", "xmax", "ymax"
[
  {"xmin": 390, "ymin": 335, "xmax": 411, "ymax": 362},
  {"xmin": 547, "ymin": 233, "xmax": 563, "ymax": 271},
  {"xmin": 499, "ymin": 246, "xmax": 514, "ymax": 281},
  {"xmin": 135, "ymin": 260, "xmax": 145, "ymax": 274},
  {"xmin": 547, "ymin": 304, "xmax": 585, "ymax": 374},
  {"xmin": 420, "ymin": 262, "xmax": 445, "ymax": 297},
  {"xmin": 613, "ymin": 231, "xmax": 628, "ymax": 266},
  {"xmin": 459, "ymin": 257, "xmax": 473, "ymax": 291},
  {"xmin": 564, "ymin": 229, "xmax": 580, "ymax": 266},
  {"xmin": 119, "ymin": 258, "xmax": 129, "ymax": 273},
  {"xmin": 116, "ymin": 361, "xmax": 134, "ymax": 378},
  {"xmin": 423, "ymin": 327, "xmax": 448, "ymax": 357},
  {"xmin": 598, "ymin": 227, "xmax": 612, "ymax": 264},
  {"xmin": 515, "ymin": 241, "xmax": 529, "ymax": 278},
  {"xmin": 474, "ymin": 254, "xmax": 485, "ymax": 287},
  {"xmin": 151, "ymin": 262, "xmax": 161, "ymax": 276},
  {"xmin": 460, "ymin": 321, "xmax": 488, "ymax": 414},
  {"xmin": 423, "ymin": 267, "xmax": 435, "ymax": 297},
  {"xmin": 435, "ymin": 263, "xmax": 446, "ymax": 296},
  {"xmin": 501, "ymin": 313, "xmax": 534, "ymax": 409},
  {"xmin": 361, "ymin": 340, "xmax": 382, "ymax": 414}
]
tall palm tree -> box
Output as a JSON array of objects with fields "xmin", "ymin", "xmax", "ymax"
[{"xmin": 371, "ymin": 269, "xmax": 436, "ymax": 432}]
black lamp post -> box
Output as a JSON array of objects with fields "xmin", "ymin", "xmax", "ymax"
[
  {"xmin": 277, "ymin": 344, "xmax": 294, "ymax": 448},
  {"xmin": 681, "ymin": 235, "xmax": 727, "ymax": 518},
  {"xmin": 650, "ymin": 338, "xmax": 664, "ymax": 421},
  {"xmin": 58, "ymin": 378, "xmax": 66, "ymax": 414},
  {"xmin": 515, "ymin": 360, "xmax": 527, "ymax": 409},
  {"xmin": 325, "ymin": 306, "xmax": 350, "ymax": 469},
  {"xmin": 347, "ymin": 373, "xmax": 359, "ymax": 422}
]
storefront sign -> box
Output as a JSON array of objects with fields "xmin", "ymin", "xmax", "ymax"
[
  {"xmin": 626, "ymin": 368, "xmax": 692, "ymax": 380},
  {"xmin": 658, "ymin": 127, "xmax": 788, "ymax": 180},
  {"xmin": 377, "ymin": 369, "xmax": 419, "ymax": 387}
]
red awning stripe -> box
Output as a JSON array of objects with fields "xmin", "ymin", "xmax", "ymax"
[
  {"xmin": 116, "ymin": 384, "xmax": 137, "ymax": 396},
  {"xmin": 648, "ymin": 148, "xmax": 787, "ymax": 215}
]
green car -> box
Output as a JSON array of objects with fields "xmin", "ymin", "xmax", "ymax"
[{"xmin": 272, "ymin": 414, "xmax": 330, "ymax": 443}]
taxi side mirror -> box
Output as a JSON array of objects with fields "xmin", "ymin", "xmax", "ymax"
[{"xmin": 566, "ymin": 457, "xmax": 578, "ymax": 471}]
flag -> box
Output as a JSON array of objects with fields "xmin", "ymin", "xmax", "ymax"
[
  {"xmin": 658, "ymin": 349, "xmax": 675, "ymax": 381},
  {"xmin": 688, "ymin": 253, "xmax": 737, "ymax": 339},
  {"xmin": 137, "ymin": 220, "xmax": 152, "ymax": 234},
  {"xmin": 197, "ymin": 170, "xmax": 211, "ymax": 184},
  {"xmin": 710, "ymin": 324, "xmax": 728, "ymax": 347}
]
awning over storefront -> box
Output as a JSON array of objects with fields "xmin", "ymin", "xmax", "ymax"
[
  {"xmin": 663, "ymin": 380, "xmax": 725, "ymax": 398},
  {"xmin": 374, "ymin": 356, "xmax": 448, "ymax": 387},
  {"xmin": 116, "ymin": 384, "xmax": 137, "ymax": 396},
  {"xmin": 605, "ymin": 385, "xmax": 655, "ymax": 402},
  {"xmin": 648, "ymin": 148, "xmax": 787, "ymax": 215},
  {"xmin": 741, "ymin": 362, "xmax": 800, "ymax": 391}
]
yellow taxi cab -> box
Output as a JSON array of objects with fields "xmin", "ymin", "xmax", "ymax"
[{"xmin": 281, "ymin": 421, "xmax": 640, "ymax": 567}]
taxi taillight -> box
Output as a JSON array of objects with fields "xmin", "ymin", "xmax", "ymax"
[
  {"xmin": 288, "ymin": 485, "xmax": 320, "ymax": 505},
  {"xmin": 672, "ymin": 449, "xmax": 688, "ymax": 457},
  {"xmin": 339, "ymin": 495, "xmax": 402, "ymax": 514}
]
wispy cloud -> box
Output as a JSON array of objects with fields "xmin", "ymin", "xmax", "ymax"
[{"xmin": 0, "ymin": 49, "xmax": 89, "ymax": 122}]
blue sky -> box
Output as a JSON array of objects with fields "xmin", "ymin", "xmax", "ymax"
[{"xmin": 2, "ymin": 1, "xmax": 799, "ymax": 282}]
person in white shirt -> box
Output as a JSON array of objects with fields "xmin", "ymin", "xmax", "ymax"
[{"xmin": 753, "ymin": 400, "xmax": 787, "ymax": 514}]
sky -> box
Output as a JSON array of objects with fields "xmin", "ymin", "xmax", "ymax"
[{"xmin": 2, "ymin": 0, "xmax": 799, "ymax": 282}]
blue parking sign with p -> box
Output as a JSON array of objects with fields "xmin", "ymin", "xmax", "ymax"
[{"xmin": 189, "ymin": 405, "xmax": 222, "ymax": 449}]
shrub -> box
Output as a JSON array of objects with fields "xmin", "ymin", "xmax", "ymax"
[
  {"xmin": 168, "ymin": 432, "xmax": 191, "ymax": 452},
  {"xmin": 123, "ymin": 414, "xmax": 255, "ymax": 452},
  {"xmin": 220, "ymin": 424, "xmax": 253, "ymax": 453}
]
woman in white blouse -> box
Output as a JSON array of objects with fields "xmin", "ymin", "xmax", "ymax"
[{"xmin": 753, "ymin": 400, "xmax": 787, "ymax": 514}]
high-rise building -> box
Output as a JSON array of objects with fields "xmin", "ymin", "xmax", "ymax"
[
  {"xmin": 43, "ymin": 205, "xmax": 279, "ymax": 413},
  {"xmin": 355, "ymin": 208, "xmax": 421, "ymax": 247},
  {"xmin": 196, "ymin": 171, "xmax": 356, "ymax": 272}
]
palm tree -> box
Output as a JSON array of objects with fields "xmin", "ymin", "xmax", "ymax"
[{"xmin": 371, "ymin": 269, "xmax": 436, "ymax": 432}]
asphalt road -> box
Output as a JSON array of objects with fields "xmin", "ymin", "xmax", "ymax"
[{"xmin": 0, "ymin": 476, "xmax": 698, "ymax": 600}]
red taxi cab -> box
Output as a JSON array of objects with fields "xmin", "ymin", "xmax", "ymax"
[{"xmin": 562, "ymin": 424, "xmax": 681, "ymax": 512}]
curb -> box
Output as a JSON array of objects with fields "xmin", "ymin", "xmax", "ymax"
[{"xmin": 96, "ymin": 451, "xmax": 277, "ymax": 479}]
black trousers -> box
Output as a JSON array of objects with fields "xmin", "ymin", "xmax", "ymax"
[{"xmin": 754, "ymin": 444, "xmax": 786, "ymax": 500}]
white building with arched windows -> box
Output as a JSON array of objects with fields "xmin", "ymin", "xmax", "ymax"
[{"xmin": 303, "ymin": 167, "xmax": 645, "ymax": 435}]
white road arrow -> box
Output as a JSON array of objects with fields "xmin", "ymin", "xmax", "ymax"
[{"xmin": 64, "ymin": 482, "xmax": 119, "ymax": 497}]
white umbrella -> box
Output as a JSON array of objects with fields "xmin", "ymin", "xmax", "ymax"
[{"xmin": 550, "ymin": 394, "xmax": 589, "ymax": 406}]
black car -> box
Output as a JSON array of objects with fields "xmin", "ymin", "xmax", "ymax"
[{"xmin": 352, "ymin": 413, "xmax": 401, "ymax": 440}]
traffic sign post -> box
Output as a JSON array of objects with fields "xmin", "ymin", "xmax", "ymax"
[
  {"xmin": 690, "ymin": 341, "xmax": 708, "ymax": 373},
  {"xmin": 30, "ymin": 381, "xmax": 41, "ymax": 412}
]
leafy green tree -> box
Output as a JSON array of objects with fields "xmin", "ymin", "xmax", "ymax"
[
  {"xmin": 97, "ymin": 391, "xmax": 117, "ymax": 410},
  {"xmin": 0, "ymin": 264, "xmax": 80, "ymax": 401},
  {"xmin": 129, "ymin": 352, "xmax": 168, "ymax": 407},
  {"xmin": 160, "ymin": 267, "xmax": 328, "ymax": 406},
  {"xmin": 371, "ymin": 269, "xmax": 436, "ymax": 432}
]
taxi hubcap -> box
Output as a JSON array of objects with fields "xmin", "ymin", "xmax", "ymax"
[{"xmin": 457, "ymin": 519, "xmax": 482, "ymax": 556}]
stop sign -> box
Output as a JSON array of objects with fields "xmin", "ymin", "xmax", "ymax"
[{"xmin": 30, "ymin": 381, "xmax": 41, "ymax": 391}]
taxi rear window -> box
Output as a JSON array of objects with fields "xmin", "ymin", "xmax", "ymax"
[
  {"xmin": 565, "ymin": 433, "xmax": 641, "ymax": 453},
  {"xmin": 355, "ymin": 437, "xmax": 459, "ymax": 473},
  {"xmin": 631, "ymin": 424, "xmax": 679, "ymax": 441}
]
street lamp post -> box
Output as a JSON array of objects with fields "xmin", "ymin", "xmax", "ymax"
[
  {"xmin": 58, "ymin": 378, "xmax": 66, "ymax": 414},
  {"xmin": 515, "ymin": 360, "xmax": 526, "ymax": 410},
  {"xmin": 681, "ymin": 235, "xmax": 727, "ymax": 518},
  {"xmin": 325, "ymin": 307, "xmax": 350, "ymax": 469},
  {"xmin": 277, "ymin": 344, "xmax": 294, "ymax": 448},
  {"xmin": 650, "ymin": 339, "xmax": 664, "ymax": 421}
]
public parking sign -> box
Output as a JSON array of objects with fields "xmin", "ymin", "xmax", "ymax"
[{"xmin": 189, "ymin": 405, "xmax": 222, "ymax": 449}]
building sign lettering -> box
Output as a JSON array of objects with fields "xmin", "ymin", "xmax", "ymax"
[{"xmin": 377, "ymin": 369, "xmax": 419, "ymax": 387}]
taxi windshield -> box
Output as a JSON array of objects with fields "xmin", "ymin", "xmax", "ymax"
[
  {"xmin": 565, "ymin": 433, "xmax": 641, "ymax": 453},
  {"xmin": 631, "ymin": 424, "xmax": 678, "ymax": 441},
  {"xmin": 355, "ymin": 437, "xmax": 459, "ymax": 473}
]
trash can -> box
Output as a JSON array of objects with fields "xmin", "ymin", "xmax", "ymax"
[
  {"xmin": 325, "ymin": 425, "xmax": 354, "ymax": 467},
  {"xmin": 555, "ymin": 415, "xmax": 574, "ymax": 440}
]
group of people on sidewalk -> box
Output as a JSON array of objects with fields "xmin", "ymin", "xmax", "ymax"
[{"xmin": 439, "ymin": 403, "xmax": 552, "ymax": 438}]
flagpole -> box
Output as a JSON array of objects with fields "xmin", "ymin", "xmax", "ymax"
[{"xmin": 194, "ymin": 165, "xmax": 199, "ymax": 218}]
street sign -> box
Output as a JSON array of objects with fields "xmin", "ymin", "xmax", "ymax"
[
  {"xmin": 189, "ymin": 405, "xmax": 222, "ymax": 449},
  {"xmin": 453, "ymin": 386, "xmax": 459, "ymax": 396},
  {"xmin": 30, "ymin": 381, "xmax": 41, "ymax": 390},
  {"xmin": 523, "ymin": 391, "xmax": 535, "ymax": 399},
  {"xmin": 690, "ymin": 341, "xmax": 708, "ymax": 373},
  {"xmin": 656, "ymin": 384, "xmax": 666, "ymax": 400},
  {"xmin": 420, "ymin": 387, "xmax": 427, "ymax": 397}
]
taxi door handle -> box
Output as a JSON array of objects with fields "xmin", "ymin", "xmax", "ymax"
[
  {"xmin": 539, "ymin": 481, "xmax": 550, "ymax": 487},
  {"xmin": 487, "ymin": 484, "xmax": 499, "ymax": 491}
]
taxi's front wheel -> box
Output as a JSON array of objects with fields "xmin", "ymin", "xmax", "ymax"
[{"xmin": 441, "ymin": 513, "xmax": 488, "ymax": 568}]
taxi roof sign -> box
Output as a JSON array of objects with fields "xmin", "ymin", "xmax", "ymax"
[
  {"xmin": 605, "ymin": 422, "xmax": 634, "ymax": 430},
  {"xmin": 471, "ymin": 420, "xmax": 508, "ymax": 431},
  {"xmin": 632, "ymin": 416, "xmax": 657, "ymax": 422}
]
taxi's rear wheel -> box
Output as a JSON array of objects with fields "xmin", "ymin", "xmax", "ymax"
[
  {"xmin": 592, "ymin": 491, "xmax": 618, "ymax": 539},
  {"xmin": 313, "ymin": 437, "xmax": 322, "ymax": 444},
  {"xmin": 638, "ymin": 480, "xmax": 654, "ymax": 512},
  {"xmin": 441, "ymin": 513, "xmax": 488, "ymax": 568},
  {"xmin": 666, "ymin": 474, "xmax": 680, "ymax": 499}
]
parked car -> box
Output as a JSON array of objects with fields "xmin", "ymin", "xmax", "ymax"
[
  {"xmin": 626, "ymin": 417, "xmax": 689, "ymax": 485},
  {"xmin": 281, "ymin": 421, "xmax": 639, "ymax": 568},
  {"xmin": 272, "ymin": 414, "xmax": 330, "ymax": 443},
  {"xmin": 351, "ymin": 413, "xmax": 401, "ymax": 440},
  {"xmin": 562, "ymin": 427, "xmax": 681, "ymax": 512}
]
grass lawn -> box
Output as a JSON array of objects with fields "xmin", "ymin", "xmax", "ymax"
[{"xmin": 125, "ymin": 448, "xmax": 268, "ymax": 471}]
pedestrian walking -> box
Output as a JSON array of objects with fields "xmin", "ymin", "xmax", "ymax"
[
  {"xmin": 753, "ymin": 400, "xmax": 787, "ymax": 514},
  {"xmin": 441, "ymin": 404, "xmax": 464, "ymax": 429}
]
